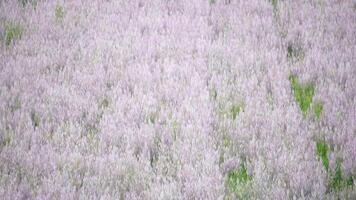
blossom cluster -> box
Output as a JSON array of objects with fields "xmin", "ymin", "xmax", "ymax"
[{"xmin": 0, "ymin": 0, "xmax": 355, "ymax": 199}]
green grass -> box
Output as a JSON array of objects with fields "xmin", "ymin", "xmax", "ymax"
[
  {"xmin": 55, "ymin": 5, "xmax": 65, "ymax": 22},
  {"xmin": 289, "ymin": 75, "xmax": 315, "ymax": 116},
  {"xmin": 328, "ymin": 160, "xmax": 355, "ymax": 192},
  {"xmin": 330, "ymin": 161, "xmax": 343, "ymax": 191},
  {"xmin": 314, "ymin": 101, "xmax": 323, "ymax": 120},
  {"xmin": 227, "ymin": 162, "xmax": 252, "ymax": 189},
  {"xmin": 230, "ymin": 105, "xmax": 242, "ymax": 120},
  {"xmin": 4, "ymin": 22, "xmax": 23, "ymax": 46},
  {"xmin": 346, "ymin": 176, "xmax": 354, "ymax": 187},
  {"xmin": 316, "ymin": 140, "xmax": 329, "ymax": 171},
  {"xmin": 225, "ymin": 162, "xmax": 252, "ymax": 199},
  {"xmin": 315, "ymin": 140, "xmax": 355, "ymax": 192}
]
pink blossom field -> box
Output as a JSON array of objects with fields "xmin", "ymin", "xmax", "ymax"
[{"xmin": 0, "ymin": 0, "xmax": 355, "ymax": 199}]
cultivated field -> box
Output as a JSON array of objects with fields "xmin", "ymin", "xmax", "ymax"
[{"xmin": 0, "ymin": 0, "xmax": 355, "ymax": 199}]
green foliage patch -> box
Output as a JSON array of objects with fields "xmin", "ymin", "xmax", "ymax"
[
  {"xmin": 330, "ymin": 160, "xmax": 343, "ymax": 191},
  {"xmin": 314, "ymin": 101, "xmax": 323, "ymax": 120},
  {"xmin": 230, "ymin": 104, "xmax": 243, "ymax": 120},
  {"xmin": 315, "ymin": 140, "xmax": 354, "ymax": 192},
  {"xmin": 225, "ymin": 162, "xmax": 252, "ymax": 199},
  {"xmin": 316, "ymin": 140, "xmax": 329, "ymax": 171},
  {"xmin": 4, "ymin": 22, "xmax": 23, "ymax": 46},
  {"xmin": 55, "ymin": 5, "xmax": 65, "ymax": 22},
  {"xmin": 227, "ymin": 162, "xmax": 252, "ymax": 190},
  {"xmin": 329, "ymin": 160, "xmax": 354, "ymax": 192},
  {"xmin": 289, "ymin": 75, "xmax": 315, "ymax": 116}
]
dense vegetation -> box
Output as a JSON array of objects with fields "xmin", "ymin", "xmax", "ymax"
[{"xmin": 0, "ymin": 0, "xmax": 355, "ymax": 199}]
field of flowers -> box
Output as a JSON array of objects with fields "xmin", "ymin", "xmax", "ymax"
[{"xmin": 0, "ymin": 0, "xmax": 355, "ymax": 199}]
